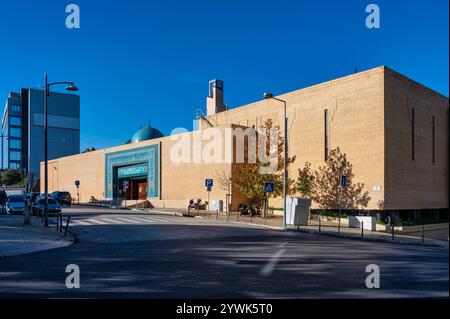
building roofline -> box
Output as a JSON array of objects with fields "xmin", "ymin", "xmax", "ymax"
[
  {"xmin": 207, "ymin": 65, "xmax": 448, "ymax": 117},
  {"xmin": 383, "ymin": 66, "xmax": 449, "ymax": 100}
]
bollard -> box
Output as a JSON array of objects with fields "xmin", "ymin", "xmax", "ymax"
[
  {"xmin": 361, "ymin": 222, "xmax": 364, "ymax": 239},
  {"xmin": 60, "ymin": 213, "xmax": 63, "ymax": 233},
  {"xmin": 391, "ymin": 225, "xmax": 395, "ymax": 241},
  {"xmin": 216, "ymin": 209, "xmax": 219, "ymax": 220},
  {"xmin": 250, "ymin": 211, "xmax": 252, "ymax": 223},
  {"xmin": 421, "ymin": 226, "xmax": 425, "ymax": 244},
  {"xmin": 318, "ymin": 216, "xmax": 321, "ymax": 232},
  {"xmin": 338, "ymin": 217, "xmax": 341, "ymax": 235},
  {"xmin": 64, "ymin": 216, "xmax": 71, "ymax": 237}
]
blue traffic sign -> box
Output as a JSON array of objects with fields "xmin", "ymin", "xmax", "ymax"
[
  {"xmin": 205, "ymin": 179, "xmax": 214, "ymax": 187},
  {"xmin": 264, "ymin": 182, "xmax": 274, "ymax": 193},
  {"xmin": 340, "ymin": 175, "xmax": 347, "ymax": 187}
]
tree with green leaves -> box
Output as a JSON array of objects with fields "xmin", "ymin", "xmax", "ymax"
[{"xmin": 0, "ymin": 169, "xmax": 26, "ymax": 187}]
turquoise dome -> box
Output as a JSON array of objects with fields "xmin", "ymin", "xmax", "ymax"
[{"xmin": 130, "ymin": 123, "xmax": 164, "ymax": 143}]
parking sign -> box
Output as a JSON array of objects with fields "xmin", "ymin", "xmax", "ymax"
[{"xmin": 205, "ymin": 179, "xmax": 213, "ymax": 187}]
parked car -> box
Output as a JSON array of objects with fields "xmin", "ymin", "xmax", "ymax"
[
  {"xmin": 6, "ymin": 194, "xmax": 26, "ymax": 215},
  {"xmin": 50, "ymin": 191, "xmax": 72, "ymax": 206},
  {"xmin": 33, "ymin": 197, "xmax": 62, "ymax": 216}
]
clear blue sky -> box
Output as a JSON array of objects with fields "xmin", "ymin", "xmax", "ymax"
[{"xmin": 0, "ymin": 0, "xmax": 448, "ymax": 150}]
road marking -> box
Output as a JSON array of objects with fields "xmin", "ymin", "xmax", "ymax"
[
  {"xmin": 71, "ymin": 220, "xmax": 91, "ymax": 226},
  {"xmin": 127, "ymin": 217, "xmax": 159, "ymax": 224},
  {"xmin": 97, "ymin": 218, "xmax": 127, "ymax": 224},
  {"xmin": 260, "ymin": 243, "xmax": 287, "ymax": 277},
  {"xmin": 84, "ymin": 218, "xmax": 109, "ymax": 225},
  {"xmin": 114, "ymin": 217, "xmax": 143, "ymax": 224},
  {"xmin": 66, "ymin": 215, "xmax": 179, "ymax": 226}
]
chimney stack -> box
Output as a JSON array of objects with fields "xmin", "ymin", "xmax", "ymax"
[{"xmin": 206, "ymin": 79, "xmax": 226, "ymax": 116}]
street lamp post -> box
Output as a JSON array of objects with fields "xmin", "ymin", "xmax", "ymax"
[
  {"xmin": 263, "ymin": 92, "xmax": 287, "ymax": 228},
  {"xmin": 43, "ymin": 74, "xmax": 78, "ymax": 227}
]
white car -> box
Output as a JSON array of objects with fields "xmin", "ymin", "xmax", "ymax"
[{"xmin": 6, "ymin": 194, "xmax": 26, "ymax": 215}]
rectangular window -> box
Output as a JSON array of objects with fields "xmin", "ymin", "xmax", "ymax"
[
  {"xmin": 9, "ymin": 139, "xmax": 21, "ymax": 149},
  {"xmin": 411, "ymin": 108, "xmax": 415, "ymax": 161},
  {"xmin": 11, "ymin": 105, "xmax": 21, "ymax": 112},
  {"xmin": 9, "ymin": 162, "xmax": 20, "ymax": 169},
  {"xmin": 9, "ymin": 116, "xmax": 21, "ymax": 126},
  {"xmin": 324, "ymin": 109, "xmax": 329, "ymax": 161},
  {"xmin": 10, "ymin": 151, "xmax": 21, "ymax": 161},
  {"xmin": 9, "ymin": 127, "xmax": 21, "ymax": 137},
  {"xmin": 432, "ymin": 116, "xmax": 435, "ymax": 164}
]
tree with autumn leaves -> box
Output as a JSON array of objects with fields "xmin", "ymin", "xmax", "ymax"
[
  {"xmin": 231, "ymin": 119, "xmax": 296, "ymax": 207},
  {"xmin": 296, "ymin": 147, "xmax": 370, "ymax": 210},
  {"xmin": 230, "ymin": 117, "xmax": 370, "ymax": 210}
]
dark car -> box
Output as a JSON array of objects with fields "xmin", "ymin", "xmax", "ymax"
[
  {"xmin": 50, "ymin": 191, "xmax": 72, "ymax": 206},
  {"xmin": 32, "ymin": 197, "xmax": 62, "ymax": 216}
]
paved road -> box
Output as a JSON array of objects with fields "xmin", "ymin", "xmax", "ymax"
[{"xmin": 0, "ymin": 206, "xmax": 448, "ymax": 298}]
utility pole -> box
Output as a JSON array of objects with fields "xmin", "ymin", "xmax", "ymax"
[{"xmin": 42, "ymin": 74, "xmax": 79, "ymax": 227}]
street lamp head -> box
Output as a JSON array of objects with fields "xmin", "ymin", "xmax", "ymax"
[
  {"xmin": 263, "ymin": 92, "xmax": 274, "ymax": 100},
  {"xmin": 65, "ymin": 84, "xmax": 79, "ymax": 92}
]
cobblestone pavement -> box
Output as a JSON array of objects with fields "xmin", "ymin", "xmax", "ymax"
[{"xmin": 0, "ymin": 215, "xmax": 74, "ymax": 257}]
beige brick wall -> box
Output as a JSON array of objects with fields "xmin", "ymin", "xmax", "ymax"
[
  {"xmin": 42, "ymin": 150, "xmax": 105, "ymax": 203},
  {"xmin": 204, "ymin": 66, "xmax": 386, "ymax": 210},
  {"xmin": 384, "ymin": 67, "xmax": 449, "ymax": 210}
]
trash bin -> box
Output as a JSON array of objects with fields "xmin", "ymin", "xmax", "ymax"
[{"xmin": 211, "ymin": 200, "xmax": 223, "ymax": 212}]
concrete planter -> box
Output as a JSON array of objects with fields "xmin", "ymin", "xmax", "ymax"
[{"xmin": 349, "ymin": 216, "xmax": 376, "ymax": 231}]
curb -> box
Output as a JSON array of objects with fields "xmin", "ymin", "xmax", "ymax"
[{"xmin": 284, "ymin": 227, "xmax": 447, "ymax": 247}]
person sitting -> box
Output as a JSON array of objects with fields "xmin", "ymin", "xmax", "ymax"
[{"xmin": 188, "ymin": 199, "xmax": 197, "ymax": 215}]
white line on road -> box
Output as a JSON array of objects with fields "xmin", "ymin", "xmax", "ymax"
[
  {"xmin": 127, "ymin": 217, "xmax": 159, "ymax": 224},
  {"xmin": 70, "ymin": 220, "xmax": 91, "ymax": 226},
  {"xmin": 260, "ymin": 243, "xmax": 287, "ymax": 277},
  {"xmin": 85, "ymin": 219, "xmax": 110, "ymax": 225},
  {"xmin": 97, "ymin": 218, "xmax": 128, "ymax": 224}
]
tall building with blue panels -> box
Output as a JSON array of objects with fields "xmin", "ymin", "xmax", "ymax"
[
  {"xmin": 1, "ymin": 92, "xmax": 23, "ymax": 170},
  {"xmin": 1, "ymin": 88, "xmax": 80, "ymax": 185}
]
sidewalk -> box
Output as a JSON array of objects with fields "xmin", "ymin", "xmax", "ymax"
[{"xmin": 0, "ymin": 215, "xmax": 74, "ymax": 258}]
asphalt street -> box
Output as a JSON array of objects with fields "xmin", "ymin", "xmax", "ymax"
[{"xmin": 0, "ymin": 206, "xmax": 448, "ymax": 298}]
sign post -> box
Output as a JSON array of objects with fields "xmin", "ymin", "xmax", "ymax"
[
  {"xmin": 205, "ymin": 179, "xmax": 213, "ymax": 213},
  {"xmin": 75, "ymin": 180, "xmax": 80, "ymax": 204},
  {"xmin": 338, "ymin": 175, "xmax": 347, "ymax": 234},
  {"xmin": 264, "ymin": 182, "xmax": 274, "ymax": 220}
]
